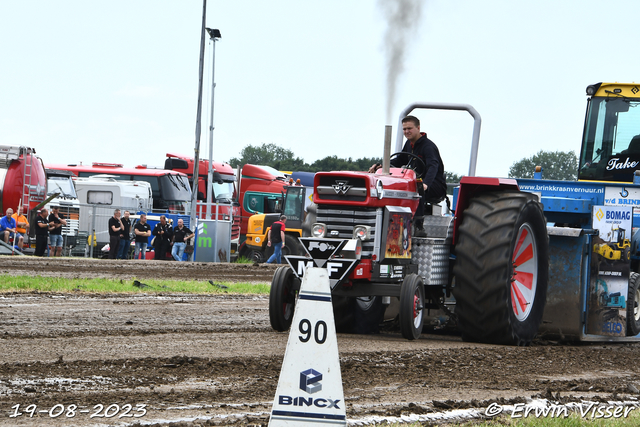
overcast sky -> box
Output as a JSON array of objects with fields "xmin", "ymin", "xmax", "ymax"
[{"xmin": 3, "ymin": 0, "xmax": 640, "ymax": 178}]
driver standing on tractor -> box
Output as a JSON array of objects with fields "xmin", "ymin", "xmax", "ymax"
[{"xmin": 369, "ymin": 115, "xmax": 447, "ymax": 236}]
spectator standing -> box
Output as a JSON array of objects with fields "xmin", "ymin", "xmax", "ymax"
[
  {"xmin": 11, "ymin": 207, "xmax": 29, "ymax": 251},
  {"xmin": 0, "ymin": 208, "xmax": 17, "ymax": 246},
  {"xmin": 133, "ymin": 213, "xmax": 151, "ymax": 260},
  {"xmin": 48, "ymin": 206, "xmax": 67, "ymax": 257},
  {"xmin": 152, "ymin": 215, "xmax": 172, "ymax": 260},
  {"xmin": 108, "ymin": 209, "xmax": 123, "ymax": 260},
  {"xmin": 266, "ymin": 215, "xmax": 287, "ymax": 264},
  {"xmin": 35, "ymin": 208, "xmax": 52, "ymax": 257},
  {"xmin": 117, "ymin": 210, "xmax": 132, "ymax": 259},
  {"xmin": 171, "ymin": 219, "xmax": 195, "ymax": 261}
]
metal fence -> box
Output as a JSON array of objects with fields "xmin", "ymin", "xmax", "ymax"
[{"xmin": 51, "ymin": 203, "xmax": 191, "ymax": 258}]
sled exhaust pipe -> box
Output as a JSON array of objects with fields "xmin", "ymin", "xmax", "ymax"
[{"xmin": 382, "ymin": 125, "xmax": 392, "ymax": 174}]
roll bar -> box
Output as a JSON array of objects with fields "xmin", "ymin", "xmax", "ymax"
[{"xmin": 395, "ymin": 102, "xmax": 482, "ymax": 177}]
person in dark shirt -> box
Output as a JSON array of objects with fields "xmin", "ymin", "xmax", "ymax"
[
  {"xmin": 117, "ymin": 210, "xmax": 132, "ymax": 259},
  {"xmin": 152, "ymin": 215, "xmax": 172, "ymax": 261},
  {"xmin": 48, "ymin": 206, "xmax": 67, "ymax": 257},
  {"xmin": 266, "ymin": 215, "xmax": 287, "ymax": 264},
  {"xmin": 171, "ymin": 219, "xmax": 195, "ymax": 261},
  {"xmin": 369, "ymin": 115, "xmax": 447, "ymax": 236},
  {"xmin": 35, "ymin": 208, "xmax": 53, "ymax": 257},
  {"xmin": 133, "ymin": 213, "xmax": 152, "ymax": 260},
  {"xmin": 108, "ymin": 209, "xmax": 124, "ymax": 260}
]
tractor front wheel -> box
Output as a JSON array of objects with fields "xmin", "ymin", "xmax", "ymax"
[
  {"xmin": 452, "ymin": 191, "xmax": 549, "ymax": 345},
  {"xmin": 399, "ymin": 274, "xmax": 425, "ymax": 340},
  {"xmin": 269, "ymin": 266, "xmax": 299, "ymax": 331}
]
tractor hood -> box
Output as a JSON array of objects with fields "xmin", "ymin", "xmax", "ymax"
[{"xmin": 313, "ymin": 168, "xmax": 420, "ymax": 211}]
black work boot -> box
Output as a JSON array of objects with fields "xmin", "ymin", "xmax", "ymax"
[{"xmin": 414, "ymin": 216, "xmax": 427, "ymax": 238}]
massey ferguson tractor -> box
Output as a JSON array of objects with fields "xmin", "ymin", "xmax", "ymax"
[{"xmin": 269, "ymin": 82, "xmax": 640, "ymax": 345}]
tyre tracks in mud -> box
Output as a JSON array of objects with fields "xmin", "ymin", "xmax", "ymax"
[{"xmin": 1, "ymin": 259, "xmax": 640, "ymax": 425}]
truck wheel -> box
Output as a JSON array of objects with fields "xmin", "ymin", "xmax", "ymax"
[
  {"xmin": 399, "ymin": 274, "xmax": 424, "ymax": 340},
  {"xmin": 284, "ymin": 235, "xmax": 303, "ymax": 257},
  {"xmin": 628, "ymin": 272, "xmax": 640, "ymax": 336},
  {"xmin": 249, "ymin": 250, "xmax": 265, "ymax": 263},
  {"xmin": 269, "ymin": 266, "xmax": 299, "ymax": 331},
  {"xmin": 452, "ymin": 191, "xmax": 549, "ymax": 345}
]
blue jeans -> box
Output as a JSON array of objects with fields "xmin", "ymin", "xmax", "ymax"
[
  {"xmin": 49, "ymin": 234, "xmax": 63, "ymax": 248},
  {"xmin": 266, "ymin": 242, "xmax": 284, "ymax": 264},
  {"xmin": 134, "ymin": 242, "xmax": 147, "ymax": 260},
  {"xmin": 118, "ymin": 239, "xmax": 131, "ymax": 259},
  {"xmin": 172, "ymin": 242, "xmax": 186, "ymax": 261}
]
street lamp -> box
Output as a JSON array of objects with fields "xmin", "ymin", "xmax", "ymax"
[{"xmin": 205, "ymin": 28, "xmax": 221, "ymax": 219}]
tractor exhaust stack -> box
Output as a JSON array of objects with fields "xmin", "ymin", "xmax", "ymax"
[{"xmin": 382, "ymin": 125, "xmax": 392, "ymax": 174}]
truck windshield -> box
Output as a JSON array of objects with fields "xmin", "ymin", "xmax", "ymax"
[
  {"xmin": 579, "ymin": 97, "xmax": 640, "ymax": 181},
  {"xmin": 47, "ymin": 177, "xmax": 78, "ymax": 199},
  {"xmin": 212, "ymin": 181, "xmax": 234, "ymax": 202},
  {"xmin": 158, "ymin": 174, "xmax": 192, "ymax": 214}
]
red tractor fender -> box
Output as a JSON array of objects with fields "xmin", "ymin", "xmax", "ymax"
[{"xmin": 452, "ymin": 176, "xmax": 519, "ymax": 244}]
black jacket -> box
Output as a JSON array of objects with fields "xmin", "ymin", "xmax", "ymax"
[
  {"xmin": 152, "ymin": 222, "xmax": 173, "ymax": 243},
  {"xmin": 391, "ymin": 133, "xmax": 447, "ymax": 199}
]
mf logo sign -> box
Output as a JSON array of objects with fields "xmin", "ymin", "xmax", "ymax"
[
  {"xmin": 299, "ymin": 369, "xmax": 322, "ymax": 394},
  {"xmin": 332, "ymin": 180, "xmax": 351, "ymax": 195}
]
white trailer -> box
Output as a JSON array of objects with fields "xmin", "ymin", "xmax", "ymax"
[{"xmin": 74, "ymin": 175, "xmax": 153, "ymax": 249}]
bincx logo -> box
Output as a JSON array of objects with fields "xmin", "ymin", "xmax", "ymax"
[
  {"xmin": 299, "ymin": 369, "xmax": 322, "ymax": 394},
  {"xmin": 332, "ymin": 180, "xmax": 351, "ymax": 195}
]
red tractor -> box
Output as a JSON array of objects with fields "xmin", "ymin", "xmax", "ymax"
[{"xmin": 269, "ymin": 103, "xmax": 549, "ymax": 345}]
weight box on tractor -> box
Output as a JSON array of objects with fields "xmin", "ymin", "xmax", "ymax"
[{"xmin": 269, "ymin": 82, "xmax": 640, "ymax": 345}]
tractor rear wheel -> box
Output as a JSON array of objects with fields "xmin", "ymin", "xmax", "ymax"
[
  {"xmin": 452, "ymin": 191, "xmax": 549, "ymax": 345},
  {"xmin": 627, "ymin": 272, "xmax": 640, "ymax": 336},
  {"xmin": 269, "ymin": 266, "xmax": 299, "ymax": 331},
  {"xmin": 399, "ymin": 274, "xmax": 425, "ymax": 340}
]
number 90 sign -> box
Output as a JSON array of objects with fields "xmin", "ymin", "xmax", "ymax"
[{"xmin": 298, "ymin": 319, "xmax": 327, "ymax": 344}]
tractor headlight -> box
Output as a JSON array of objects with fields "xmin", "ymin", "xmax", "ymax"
[
  {"xmin": 311, "ymin": 223, "xmax": 326, "ymax": 238},
  {"xmin": 353, "ymin": 225, "xmax": 371, "ymax": 241}
]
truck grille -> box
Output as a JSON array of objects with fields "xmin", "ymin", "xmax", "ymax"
[
  {"xmin": 232, "ymin": 216, "xmax": 240, "ymax": 240},
  {"xmin": 316, "ymin": 205, "xmax": 378, "ymax": 257}
]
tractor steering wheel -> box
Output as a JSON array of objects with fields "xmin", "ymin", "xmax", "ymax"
[{"xmin": 389, "ymin": 152, "xmax": 427, "ymax": 179}]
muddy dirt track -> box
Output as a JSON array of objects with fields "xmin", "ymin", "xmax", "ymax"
[{"xmin": 1, "ymin": 257, "xmax": 640, "ymax": 426}]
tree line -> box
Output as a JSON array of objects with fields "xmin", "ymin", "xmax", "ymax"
[{"xmin": 228, "ymin": 143, "xmax": 578, "ymax": 182}]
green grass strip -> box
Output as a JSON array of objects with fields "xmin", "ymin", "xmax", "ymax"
[{"xmin": 0, "ymin": 274, "xmax": 270, "ymax": 295}]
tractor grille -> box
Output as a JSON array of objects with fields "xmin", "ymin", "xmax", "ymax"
[
  {"xmin": 316, "ymin": 176, "xmax": 367, "ymax": 202},
  {"xmin": 316, "ymin": 205, "xmax": 378, "ymax": 257}
]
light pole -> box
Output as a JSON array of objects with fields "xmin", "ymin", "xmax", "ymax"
[{"xmin": 205, "ymin": 28, "xmax": 221, "ymax": 219}]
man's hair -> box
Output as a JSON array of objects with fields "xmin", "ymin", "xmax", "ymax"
[
  {"xmin": 280, "ymin": 215, "xmax": 287, "ymax": 221},
  {"xmin": 114, "ymin": 209, "xmax": 121, "ymax": 214},
  {"xmin": 124, "ymin": 210, "xmax": 130, "ymax": 214},
  {"xmin": 51, "ymin": 206, "xmax": 59, "ymax": 210},
  {"xmin": 402, "ymin": 115, "xmax": 420, "ymax": 127}
]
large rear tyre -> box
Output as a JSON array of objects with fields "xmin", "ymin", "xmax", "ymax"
[
  {"xmin": 399, "ymin": 274, "xmax": 425, "ymax": 340},
  {"xmin": 627, "ymin": 272, "xmax": 640, "ymax": 336},
  {"xmin": 452, "ymin": 191, "xmax": 549, "ymax": 345},
  {"xmin": 269, "ymin": 266, "xmax": 299, "ymax": 331}
]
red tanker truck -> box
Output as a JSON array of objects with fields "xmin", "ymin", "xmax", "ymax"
[{"xmin": 0, "ymin": 145, "xmax": 47, "ymax": 217}]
